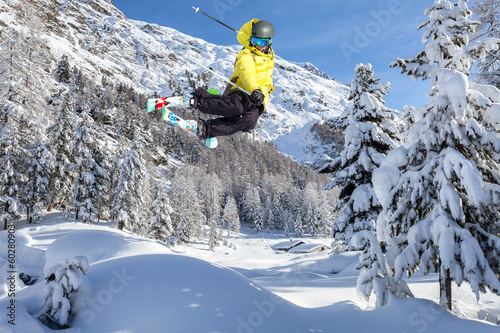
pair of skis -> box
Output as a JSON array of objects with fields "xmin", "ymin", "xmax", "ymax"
[{"xmin": 146, "ymin": 95, "xmax": 218, "ymax": 148}]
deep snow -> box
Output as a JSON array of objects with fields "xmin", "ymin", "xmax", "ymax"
[{"xmin": 0, "ymin": 212, "xmax": 499, "ymax": 332}]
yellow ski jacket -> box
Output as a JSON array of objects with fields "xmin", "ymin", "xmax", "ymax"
[{"xmin": 229, "ymin": 19, "xmax": 275, "ymax": 109}]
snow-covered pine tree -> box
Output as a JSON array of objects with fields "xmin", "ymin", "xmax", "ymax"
[
  {"xmin": 26, "ymin": 140, "xmax": 52, "ymax": 223},
  {"xmin": 282, "ymin": 208, "xmax": 293, "ymax": 237},
  {"xmin": 303, "ymin": 182, "xmax": 319, "ymax": 236},
  {"xmin": 69, "ymin": 110, "xmax": 108, "ymax": 223},
  {"xmin": 39, "ymin": 256, "xmax": 88, "ymax": 329},
  {"xmin": 316, "ymin": 191, "xmax": 334, "ymax": 238},
  {"xmin": 112, "ymin": 141, "xmax": 150, "ymax": 233},
  {"xmin": 325, "ymin": 63, "xmax": 399, "ymax": 250},
  {"xmin": 262, "ymin": 195, "xmax": 274, "ymax": 232},
  {"xmin": 88, "ymin": 83, "xmax": 117, "ymax": 133},
  {"xmin": 475, "ymin": 84, "xmax": 500, "ymax": 282},
  {"xmin": 222, "ymin": 195, "xmax": 240, "ymax": 238},
  {"xmin": 261, "ymin": 174, "xmax": 288, "ymax": 230},
  {"xmin": 208, "ymin": 217, "xmax": 219, "ymax": 251},
  {"xmin": 240, "ymin": 184, "xmax": 263, "ymax": 232},
  {"xmin": 271, "ymin": 193, "xmax": 284, "ymax": 230},
  {"xmin": 114, "ymin": 83, "xmax": 129, "ymax": 109},
  {"xmin": 200, "ymin": 171, "xmax": 224, "ymax": 250},
  {"xmin": 0, "ymin": 153, "xmax": 22, "ymax": 229},
  {"xmin": 303, "ymin": 202, "xmax": 315, "ymax": 235},
  {"xmin": 71, "ymin": 66, "xmax": 85, "ymax": 95},
  {"xmin": 293, "ymin": 213, "xmax": 304, "ymax": 237},
  {"xmin": 282, "ymin": 187, "xmax": 301, "ymax": 224},
  {"xmin": 470, "ymin": 0, "xmax": 500, "ymax": 87},
  {"xmin": 0, "ymin": 31, "xmax": 47, "ymax": 136},
  {"xmin": 89, "ymin": 127, "xmax": 113, "ymax": 222},
  {"xmin": 383, "ymin": 0, "xmax": 500, "ymax": 310},
  {"xmin": 199, "ymin": 173, "xmax": 223, "ymax": 228},
  {"xmin": 148, "ymin": 122, "xmax": 170, "ymax": 166},
  {"xmin": 170, "ymin": 168, "xmax": 204, "ymax": 244},
  {"xmin": 55, "ymin": 54, "xmax": 71, "ymax": 84},
  {"xmin": 0, "ymin": 111, "xmax": 24, "ymax": 228},
  {"xmin": 0, "ymin": 31, "xmax": 30, "ymax": 105},
  {"xmin": 148, "ymin": 185, "xmax": 173, "ymax": 243},
  {"xmin": 47, "ymin": 95, "xmax": 77, "ymax": 211},
  {"xmin": 302, "ymin": 181, "xmax": 334, "ymax": 237}
]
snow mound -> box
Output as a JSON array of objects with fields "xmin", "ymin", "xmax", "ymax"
[
  {"xmin": 99, "ymin": 240, "xmax": 171, "ymax": 261},
  {"xmin": 15, "ymin": 245, "xmax": 45, "ymax": 272},
  {"xmin": 326, "ymin": 251, "xmax": 361, "ymax": 275},
  {"xmin": 73, "ymin": 254, "xmax": 311, "ymax": 332},
  {"xmin": 79, "ymin": 252, "xmax": 492, "ymax": 333},
  {"xmin": 0, "ymin": 229, "xmax": 32, "ymax": 252},
  {"xmin": 44, "ymin": 230, "xmax": 129, "ymax": 268}
]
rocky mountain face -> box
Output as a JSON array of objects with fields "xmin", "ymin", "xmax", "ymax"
[{"xmin": 1, "ymin": 0, "xmax": 349, "ymax": 162}]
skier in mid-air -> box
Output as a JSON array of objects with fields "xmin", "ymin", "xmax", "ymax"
[{"xmin": 187, "ymin": 19, "xmax": 275, "ymax": 140}]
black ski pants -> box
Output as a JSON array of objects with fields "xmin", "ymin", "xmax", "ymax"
[{"xmin": 194, "ymin": 88, "xmax": 261, "ymax": 138}]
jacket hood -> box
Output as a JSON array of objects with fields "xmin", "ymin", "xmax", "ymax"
[{"xmin": 237, "ymin": 19, "xmax": 273, "ymax": 57}]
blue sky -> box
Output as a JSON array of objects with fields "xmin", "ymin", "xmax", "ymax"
[{"xmin": 113, "ymin": 0, "xmax": 432, "ymax": 111}]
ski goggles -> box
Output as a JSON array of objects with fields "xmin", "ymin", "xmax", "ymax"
[{"xmin": 251, "ymin": 36, "xmax": 271, "ymax": 48}]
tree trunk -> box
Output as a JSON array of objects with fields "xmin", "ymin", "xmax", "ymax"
[
  {"xmin": 3, "ymin": 218, "xmax": 7, "ymax": 230},
  {"xmin": 47, "ymin": 201, "xmax": 53, "ymax": 212},
  {"xmin": 26, "ymin": 207, "xmax": 31, "ymax": 224},
  {"xmin": 118, "ymin": 221, "xmax": 124, "ymax": 230},
  {"xmin": 439, "ymin": 261, "xmax": 452, "ymax": 310}
]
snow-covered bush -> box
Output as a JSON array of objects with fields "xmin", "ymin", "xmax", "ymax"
[{"xmin": 39, "ymin": 256, "xmax": 89, "ymax": 329}]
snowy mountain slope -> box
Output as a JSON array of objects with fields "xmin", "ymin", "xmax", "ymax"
[
  {"xmin": 0, "ymin": 0, "xmax": 349, "ymax": 162},
  {"xmin": 2, "ymin": 215, "xmax": 499, "ymax": 332}
]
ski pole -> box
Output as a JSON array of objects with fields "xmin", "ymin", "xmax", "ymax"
[
  {"xmin": 191, "ymin": 6, "xmax": 238, "ymax": 33},
  {"xmin": 185, "ymin": 54, "xmax": 251, "ymax": 96}
]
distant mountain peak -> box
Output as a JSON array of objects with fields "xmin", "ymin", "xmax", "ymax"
[{"xmin": 298, "ymin": 62, "xmax": 333, "ymax": 80}]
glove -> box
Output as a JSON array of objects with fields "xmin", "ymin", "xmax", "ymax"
[{"xmin": 249, "ymin": 89, "xmax": 265, "ymax": 105}]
